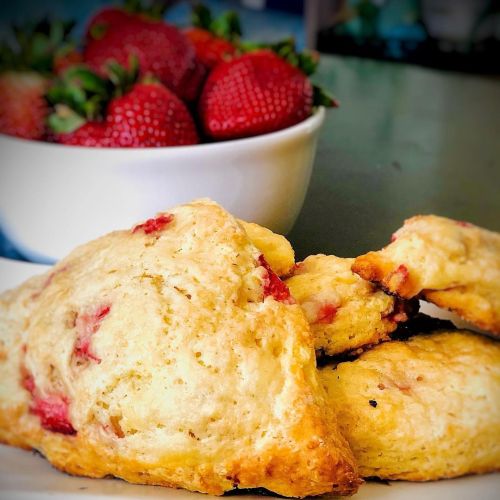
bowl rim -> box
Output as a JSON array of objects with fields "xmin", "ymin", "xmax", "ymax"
[{"xmin": 0, "ymin": 107, "xmax": 326, "ymax": 154}]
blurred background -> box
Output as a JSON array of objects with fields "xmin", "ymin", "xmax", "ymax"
[{"xmin": 2, "ymin": 0, "xmax": 500, "ymax": 73}]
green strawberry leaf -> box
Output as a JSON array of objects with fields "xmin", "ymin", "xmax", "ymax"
[
  {"xmin": 192, "ymin": 4, "xmax": 213, "ymax": 30},
  {"xmin": 211, "ymin": 11, "xmax": 241, "ymax": 41},
  {"xmin": 123, "ymin": 0, "xmax": 173, "ymax": 20},
  {"xmin": 0, "ymin": 18, "xmax": 77, "ymax": 74},
  {"xmin": 46, "ymin": 65, "xmax": 112, "ymax": 123},
  {"xmin": 240, "ymin": 37, "xmax": 318, "ymax": 75},
  {"xmin": 107, "ymin": 55, "xmax": 140, "ymax": 96},
  {"xmin": 192, "ymin": 3, "xmax": 241, "ymax": 41},
  {"xmin": 48, "ymin": 104, "xmax": 86, "ymax": 134},
  {"xmin": 313, "ymin": 85, "xmax": 340, "ymax": 108}
]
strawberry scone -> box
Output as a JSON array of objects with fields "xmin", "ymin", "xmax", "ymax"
[
  {"xmin": 321, "ymin": 330, "xmax": 500, "ymax": 480},
  {"xmin": 285, "ymin": 255, "xmax": 414, "ymax": 356},
  {"xmin": 352, "ymin": 215, "xmax": 500, "ymax": 335},
  {"xmin": 0, "ymin": 199, "xmax": 359, "ymax": 497}
]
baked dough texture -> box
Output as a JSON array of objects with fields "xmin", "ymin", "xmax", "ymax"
[
  {"xmin": 239, "ymin": 220, "xmax": 295, "ymax": 277},
  {"xmin": 285, "ymin": 255, "xmax": 413, "ymax": 356},
  {"xmin": 352, "ymin": 215, "xmax": 500, "ymax": 335},
  {"xmin": 321, "ymin": 330, "xmax": 500, "ymax": 480},
  {"xmin": 0, "ymin": 199, "xmax": 359, "ymax": 497}
]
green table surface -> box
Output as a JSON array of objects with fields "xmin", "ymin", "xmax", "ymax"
[{"xmin": 288, "ymin": 55, "xmax": 500, "ymax": 260}]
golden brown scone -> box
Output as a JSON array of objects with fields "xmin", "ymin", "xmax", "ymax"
[
  {"xmin": 352, "ymin": 215, "xmax": 500, "ymax": 335},
  {"xmin": 285, "ymin": 255, "xmax": 414, "ymax": 356},
  {"xmin": 239, "ymin": 220, "xmax": 294, "ymax": 276},
  {"xmin": 321, "ymin": 330, "xmax": 500, "ymax": 480},
  {"xmin": 0, "ymin": 199, "xmax": 359, "ymax": 497}
]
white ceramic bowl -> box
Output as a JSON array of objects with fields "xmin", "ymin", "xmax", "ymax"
[{"xmin": 0, "ymin": 107, "xmax": 324, "ymax": 263}]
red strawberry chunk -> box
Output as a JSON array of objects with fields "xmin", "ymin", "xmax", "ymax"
[
  {"xmin": 383, "ymin": 301, "xmax": 409, "ymax": 323},
  {"xmin": 22, "ymin": 371, "xmax": 35, "ymax": 393},
  {"xmin": 74, "ymin": 304, "xmax": 111, "ymax": 362},
  {"xmin": 31, "ymin": 394, "xmax": 76, "ymax": 435},
  {"xmin": 21, "ymin": 368, "xmax": 76, "ymax": 435},
  {"xmin": 258, "ymin": 255, "xmax": 294, "ymax": 304},
  {"xmin": 387, "ymin": 264, "xmax": 409, "ymax": 292},
  {"xmin": 456, "ymin": 220, "xmax": 473, "ymax": 228},
  {"xmin": 314, "ymin": 303, "xmax": 338, "ymax": 324},
  {"xmin": 133, "ymin": 214, "xmax": 174, "ymax": 234},
  {"xmin": 390, "ymin": 232, "xmax": 398, "ymax": 242}
]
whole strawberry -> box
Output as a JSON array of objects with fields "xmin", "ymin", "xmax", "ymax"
[
  {"xmin": 84, "ymin": 13, "xmax": 203, "ymax": 101},
  {"xmin": 199, "ymin": 50, "xmax": 314, "ymax": 140},
  {"xmin": 0, "ymin": 71, "xmax": 48, "ymax": 140},
  {"xmin": 105, "ymin": 82, "xmax": 199, "ymax": 147},
  {"xmin": 48, "ymin": 64, "xmax": 198, "ymax": 147},
  {"xmin": 0, "ymin": 19, "xmax": 78, "ymax": 140},
  {"xmin": 184, "ymin": 4, "xmax": 240, "ymax": 69}
]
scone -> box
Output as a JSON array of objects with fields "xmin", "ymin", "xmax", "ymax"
[
  {"xmin": 285, "ymin": 255, "xmax": 414, "ymax": 356},
  {"xmin": 352, "ymin": 215, "xmax": 500, "ymax": 334},
  {"xmin": 239, "ymin": 220, "xmax": 295, "ymax": 277},
  {"xmin": 321, "ymin": 330, "xmax": 500, "ymax": 480},
  {"xmin": 0, "ymin": 199, "xmax": 359, "ymax": 497}
]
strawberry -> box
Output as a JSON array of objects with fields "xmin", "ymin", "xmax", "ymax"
[
  {"xmin": 0, "ymin": 71, "xmax": 49, "ymax": 140},
  {"xmin": 48, "ymin": 63, "xmax": 198, "ymax": 147},
  {"xmin": 184, "ymin": 4, "xmax": 240, "ymax": 69},
  {"xmin": 199, "ymin": 50, "xmax": 312, "ymax": 140},
  {"xmin": 105, "ymin": 82, "xmax": 199, "ymax": 147},
  {"xmin": 0, "ymin": 19, "xmax": 77, "ymax": 140},
  {"xmin": 199, "ymin": 42, "xmax": 338, "ymax": 141},
  {"xmin": 84, "ymin": 15, "xmax": 204, "ymax": 101}
]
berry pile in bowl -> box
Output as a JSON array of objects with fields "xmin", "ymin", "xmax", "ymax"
[
  {"xmin": 0, "ymin": 2, "xmax": 336, "ymax": 146},
  {"xmin": 0, "ymin": 2, "xmax": 335, "ymax": 262}
]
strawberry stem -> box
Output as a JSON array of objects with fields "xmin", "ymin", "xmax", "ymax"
[
  {"xmin": 0, "ymin": 18, "xmax": 77, "ymax": 74},
  {"xmin": 106, "ymin": 55, "xmax": 140, "ymax": 97},
  {"xmin": 192, "ymin": 3, "xmax": 241, "ymax": 41},
  {"xmin": 123, "ymin": 0, "xmax": 174, "ymax": 19},
  {"xmin": 313, "ymin": 85, "xmax": 340, "ymax": 108},
  {"xmin": 240, "ymin": 38, "xmax": 319, "ymax": 76},
  {"xmin": 48, "ymin": 104, "xmax": 86, "ymax": 134},
  {"xmin": 46, "ymin": 58, "xmax": 143, "ymax": 134}
]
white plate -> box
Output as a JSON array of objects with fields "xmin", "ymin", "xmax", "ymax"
[{"xmin": 0, "ymin": 258, "xmax": 498, "ymax": 499}]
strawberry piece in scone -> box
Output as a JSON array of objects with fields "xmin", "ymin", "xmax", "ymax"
[
  {"xmin": 258, "ymin": 255, "xmax": 294, "ymax": 304},
  {"xmin": 22, "ymin": 369, "xmax": 76, "ymax": 435},
  {"xmin": 74, "ymin": 304, "xmax": 111, "ymax": 362},
  {"xmin": 286, "ymin": 254, "xmax": 415, "ymax": 356},
  {"xmin": 352, "ymin": 215, "xmax": 500, "ymax": 335},
  {"xmin": 31, "ymin": 394, "xmax": 76, "ymax": 435},
  {"xmin": 133, "ymin": 214, "xmax": 174, "ymax": 234}
]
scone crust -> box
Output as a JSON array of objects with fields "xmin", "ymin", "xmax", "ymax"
[
  {"xmin": 0, "ymin": 199, "xmax": 359, "ymax": 497},
  {"xmin": 286, "ymin": 254, "xmax": 413, "ymax": 356},
  {"xmin": 321, "ymin": 330, "xmax": 500, "ymax": 480},
  {"xmin": 352, "ymin": 215, "xmax": 500, "ymax": 334},
  {"xmin": 239, "ymin": 220, "xmax": 295, "ymax": 277}
]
